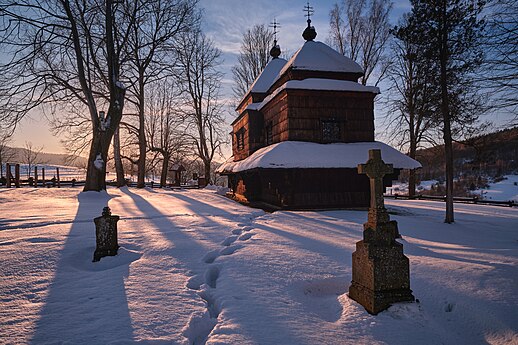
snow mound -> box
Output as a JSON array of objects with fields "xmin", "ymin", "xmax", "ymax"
[
  {"xmin": 217, "ymin": 141, "xmax": 422, "ymax": 173},
  {"xmin": 290, "ymin": 277, "xmax": 348, "ymax": 323},
  {"xmin": 204, "ymin": 184, "xmax": 230, "ymax": 195},
  {"xmin": 68, "ymin": 246, "xmax": 143, "ymax": 272}
]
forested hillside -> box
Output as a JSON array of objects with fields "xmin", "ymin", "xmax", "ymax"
[{"xmin": 416, "ymin": 127, "xmax": 518, "ymax": 181}]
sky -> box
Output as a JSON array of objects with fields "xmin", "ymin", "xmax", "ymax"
[
  {"xmin": 9, "ymin": 0, "xmax": 414, "ymax": 155},
  {"xmin": 9, "ymin": 0, "xmax": 513, "ymax": 157}
]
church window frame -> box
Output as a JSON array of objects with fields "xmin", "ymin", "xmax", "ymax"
[
  {"xmin": 321, "ymin": 118, "xmax": 342, "ymax": 143},
  {"xmin": 236, "ymin": 127, "xmax": 246, "ymax": 151},
  {"xmin": 265, "ymin": 122, "xmax": 273, "ymax": 145}
]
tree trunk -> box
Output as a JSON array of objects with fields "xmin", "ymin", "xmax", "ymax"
[
  {"xmin": 160, "ymin": 153, "xmax": 170, "ymax": 187},
  {"xmin": 204, "ymin": 161, "xmax": 211, "ymax": 185},
  {"xmin": 408, "ymin": 113, "xmax": 417, "ymax": 198},
  {"xmin": 137, "ymin": 135, "xmax": 146, "ymax": 187},
  {"xmin": 443, "ymin": 121, "xmax": 454, "ymax": 223},
  {"xmin": 82, "ymin": 0, "xmax": 125, "ymax": 192},
  {"xmin": 84, "ymin": 128, "xmax": 112, "ymax": 191},
  {"xmin": 408, "ymin": 169, "xmax": 416, "ymax": 197},
  {"xmin": 440, "ymin": 0, "xmax": 454, "ymax": 223},
  {"xmin": 113, "ymin": 126, "xmax": 125, "ymax": 187},
  {"xmin": 137, "ymin": 73, "xmax": 146, "ymax": 188}
]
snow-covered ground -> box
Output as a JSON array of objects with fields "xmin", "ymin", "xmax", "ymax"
[
  {"xmin": 1, "ymin": 164, "xmax": 86, "ymax": 181},
  {"xmin": 1, "ymin": 163, "xmax": 168, "ymax": 184},
  {"xmin": 1, "ymin": 187, "xmax": 517, "ymax": 345},
  {"xmin": 387, "ymin": 175, "xmax": 518, "ymax": 202},
  {"xmin": 474, "ymin": 175, "xmax": 518, "ymax": 202},
  {"xmin": 386, "ymin": 180, "xmax": 438, "ymax": 196}
]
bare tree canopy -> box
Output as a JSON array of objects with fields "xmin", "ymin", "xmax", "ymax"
[
  {"xmin": 146, "ymin": 79, "xmax": 189, "ymax": 186},
  {"xmin": 231, "ymin": 24, "xmax": 274, "ymax": 98},
  {"xmin": 23, "ymin": 141, "xmax": 44, "ymax": 178},
  {"xmin": 121, "ymin": 0, "xmax": 198, "ymax": 188},
  {"xmin": 482, "ymin": 0, "xmax": 518, "ymax": 117},
  {"xmin": 0, "ymin": 0, "xmax": 199, "ymax": 191},
  {"xmin": 0, "ymin": 130, "xmax": 15, "ymax": 178},
  {"xmin": 0, "ymin": 0, "xmax": 131, "ymax": 191},
  {"xmin": 385, "ymin": 15, "xmax": 438, "ymax": 196},
  {"xmin": 176, "ymin": 28, "xmax": 226, "ymax": 183},
  {"xmin": 329, "ymin": 0, "xmax": 393, "ymax": 85}
]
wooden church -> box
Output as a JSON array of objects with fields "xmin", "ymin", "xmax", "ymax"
[{"xmin": 217, "ymin": 15, "xmax": 420, "ymax": 210}]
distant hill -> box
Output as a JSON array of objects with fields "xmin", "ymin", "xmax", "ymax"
[
  {"xmin": 6, "ymin": 147, "xmax": 87, "ymax": 168},
  {"xmin": 416, "ymin": 127, "xmax": 518, "ymax": 180}
]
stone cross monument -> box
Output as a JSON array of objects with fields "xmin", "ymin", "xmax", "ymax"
[{"xmin": 349, "ymin": 149, "xmax": 414, "ymax": 314}]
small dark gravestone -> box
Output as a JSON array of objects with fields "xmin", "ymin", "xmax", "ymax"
[
  {"xmin": 349, "ymin": 149, "xmax": 414, "ymax": 314},
  {"xmin": 93, "ymin": 207, "xmax": 120, "ymax": 262}
]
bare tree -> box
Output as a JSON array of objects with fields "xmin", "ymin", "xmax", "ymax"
[
  {"xmin": 0, "ymin": 0, "xmax": 132, "ymax": 191},
  {"xmin": 176, "ymin": 29, "xmax": 226, "ymax": 184},
  {"xmin": 483, "ymin": 0, "xmax": 518, "ymax": 118},
  {"xmin": 146, "ymin": 80, "xmax": 189, "ymax": 186},
  {"xmin": 386, "ymin": 17, "xmax": 437, "ymax": 196},
  {"xmin": 122, "ymin": 0, "xmax": 198, "ymax": 188},
  {"xmin": 0, "ymin": 131, "xmax": 15, "ymax": 178},
  {"xmin": 329, "ymin": 0, "xmax": 392, "ymax": 85},
  {"xmin": 50, "ymin": 105, "xmax": 92, "ymax": 159},
  {"xmin": 231, "ymin": 24, "xmax": 274, "ymax": 98},
  {"xmin": 23, "ymin": 141, "xmax": 44, "ymax": 178}
]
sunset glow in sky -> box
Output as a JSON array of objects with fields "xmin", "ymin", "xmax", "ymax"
[
  {"xmin": 9, "ymin": 0, "xmax": 512, "ymax": 156},
  {"xmin": 9, "ymin": 0, "xmax": 413, "ymax": 155}
]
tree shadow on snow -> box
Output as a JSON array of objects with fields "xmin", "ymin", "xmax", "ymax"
[
  {"xmin": 118, "ymin": 188, "xmax": 235, "ymax": 343},
  {"xmin": 119, "ymin": 188, "xmax": 219, "ymax": 261},
  {"xmin": 31, "ymin": 191, "xmax": 137, "ymax": 344},
  {"xmin": 154, "ymin": 188, "xmax": 248, "ymax": 219}
]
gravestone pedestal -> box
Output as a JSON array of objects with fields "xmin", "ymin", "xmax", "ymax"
[
  {"xmin": 349, "ymin": 149, "xmax": 414, "ymax": 314},
  {"xmin": 93, "ymin": 207, "xmax": 120, "ymax": 262}
]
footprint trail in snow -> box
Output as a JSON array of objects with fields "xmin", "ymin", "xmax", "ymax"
[{"xmin": 182, "ymin": 215, "xmax": 258, "ymax": 345}]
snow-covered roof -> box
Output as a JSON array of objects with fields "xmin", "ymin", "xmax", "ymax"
[
  {"xmin": 238, "ymin": 58, "xmax": 288, "ymax": 107},
  {"xmin": 245, "ymin": 78, "xmax": 379, "ymax": 111},
  {"xmin": 216, "ymin": 141, "xmax": 422, "ymax": 173},
  {"xmin": 278, "ymin": 41, "xmax": 364, "ymax": 77},
  {"xmin": 248, "ymin": 58, "xmax": 287, "ymax": 93}
]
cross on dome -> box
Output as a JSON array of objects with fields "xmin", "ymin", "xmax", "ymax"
[
  {"xmin": 302, "ymin": 2, "xmax": 317, "ymax": 41},
  {"xmin": 269, "ymin": 18, "xmax": 282, "ymax": 58},
  {"xmin": 270, "ymin": 18, "xmax": 280, "ymax": 42},
  {"xmin": 303, "ymin": 1, "xmax": 314, "ymax": 25}
]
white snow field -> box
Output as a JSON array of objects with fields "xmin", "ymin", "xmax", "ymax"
[
  {"xmin": 475, "ymin": 175, "xmax": 518, "ymax": 202},
  {"xmin": 0, "ymin": 187, "xmax": 517, "ymax": 345}
]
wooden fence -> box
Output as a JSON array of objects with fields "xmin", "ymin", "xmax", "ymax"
[
  {"xmin": 1, "ymin": 179, "xmax": 201, "ymax": 189},
  {"xmin": 385, "ymin": 194, "xmax": 517, "ymax": 208}
]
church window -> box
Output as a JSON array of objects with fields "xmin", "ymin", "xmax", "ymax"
[
  {"xmin": 321, "ymin": 119, "xmax": 341, "ymax": 142},
  {"xmin": 265, "ymin": 122, "xmax": 273, "ymax": 145},
  {"xmin": 236, "ymin": 128, "xmax": 245, "ymax": 150}
]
